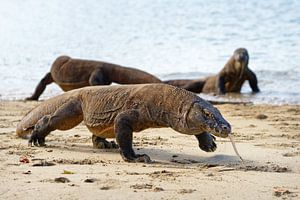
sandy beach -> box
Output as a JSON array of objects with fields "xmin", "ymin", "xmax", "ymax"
[
  {"xmin": 1, "ymin": 0, "xmax": 300, "ymax": 199},
  {"xmin": 0, "ymin": 100, "xmax": 299, "ymax": 200}
]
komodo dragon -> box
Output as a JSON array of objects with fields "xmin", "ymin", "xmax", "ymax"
[
  {"xmin": 164, "ymin": 48, "xmax": 260, "ymax": 94},
  {"xmin": 26, "ymin": 56, "xmax": 161, "ymax": 100},
  {"xmin": 17, "ymin": 84, "xmax": 231, "ymax": 163}
]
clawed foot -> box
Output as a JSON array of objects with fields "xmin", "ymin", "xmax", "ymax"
[
  {"xmin": 28, "ymin": 130, "xmax": 46, "ymax": 146},
  {"xmin": 195, "ymin": 132, "xmax": 217, "ymax": 152},
  {"xmin": 25, "ymin": 97, "xmax": 38, "ymax": 101},
  {"xmin": 92, "ymin": 135, "xmax": 119, "ymax": 149},
  {"xmin": 28, "ymin": 116, "xmax": 50, "ymax": 147},
  {"xmin": 121, "ymin": 151, "xmax": 152, "ymax": 163}
]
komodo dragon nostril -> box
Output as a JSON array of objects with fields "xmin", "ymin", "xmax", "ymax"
[{"xmin": 221, "ymin": 124, "xmax": 231, "ymax": 132}]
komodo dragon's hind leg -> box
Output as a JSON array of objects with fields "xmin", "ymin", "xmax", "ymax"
[
  {"xmin": 195, "ymin": 132, "xmax": 217, "ymax": 152},
  {"xmin": 29, "ymin": 98, "xmax": 83, "ymax": 146},
  {"xmin": 26, "ymin": 72, "xmax": 54, "ymax": 101},
  {"xmin": 92, "ymin": 135, "xmax": 118, "ymax": 149},
  {"xmin": 89, "ymin": 68, "xmax": 111, "ymax": 86},
  {"xmin": 114, "ymin": 110, "xmax": 151, "ymax": 163}
]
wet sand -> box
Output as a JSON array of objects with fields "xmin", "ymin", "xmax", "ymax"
[{"xmin": 0, "ymin": 100, "xmax": 299, "ymax": 199}]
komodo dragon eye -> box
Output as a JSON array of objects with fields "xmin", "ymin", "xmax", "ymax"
[{"xmin": 203, "ymin": 109, "xmax": 212, "ymax": 118}]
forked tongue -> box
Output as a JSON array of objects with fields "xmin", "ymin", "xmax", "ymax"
[{"xmin": 228, "ymin": 134, "xmax": 244, "ymax": 162}]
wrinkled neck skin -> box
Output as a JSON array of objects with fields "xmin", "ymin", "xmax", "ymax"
[
  {"xmin": 167, "ymin": 100, "xmax": 211, "ymax": 135},
  {"xmin": 224, "ymin": 56, "xmax": 248, "ymax": 75},
  {"xmin": 181, "ymin": 101, "xmax": 206, "ymax": 133},
  {"xmin": 167, "ymin": 101, "xmax": 203, "ymax": 134},
  {"xmin": 235, "ymin": 59, "xmax": 248, "ymax": 80},
  {"xmin": 143, "ymin": 95, "xmax": 198, "ymax": 133}
]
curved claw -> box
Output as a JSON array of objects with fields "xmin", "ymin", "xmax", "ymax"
[
  {"xmin": 93, "ymin": 140, "xmax": 118, "ymax": 149},
  {"xmin": 121, "ymin": 152, "xmax": 152, "ymax": 163},
  {"xmin": 196, "ymin": 132, "xmax": 217, "ymax": 152},
  {"xmin": 199, "ymin": 141, "xmax": 217, "ymax": 152},
  {"xmin": 211, "ymin": 134, "xmax": 216, "ymax": 141},
  {"xmin": 134, "ymin": 154, "xmax": 152, "ymax": 163},
  {"xmin": 92, "ymin": 136, "xmax": 119, "ymax": 149},
  {"xmin": 28, "ymin": 131, "xmax": 46, "ymax": 147},
  {"xmin": 110, "ymin": 141, "xmax": 119, "ymax": 149}
]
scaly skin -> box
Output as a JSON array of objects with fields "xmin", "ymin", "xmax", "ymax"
[
  {"xmin": 17, "ymin": 84, "xmax": 231, "ymax": 163},
  {"xmin": 164, "ymin": 48, "xmax": 260, "ymax": 94},
  {"xmin": 26, "ymin": 56, "xmax": 161, "ymax": 100}
]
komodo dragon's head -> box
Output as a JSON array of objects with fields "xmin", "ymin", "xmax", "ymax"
[
  {"xmin": 233, "ymin": 48, "xmax": 249, "ymax": 79},
  {"xmin": 184, "ymin": 101, "xmax": 231, "ymax": 138},
  {"xmin": 233, "ymin": 48, "xmax": 249, "ymax": 64}
]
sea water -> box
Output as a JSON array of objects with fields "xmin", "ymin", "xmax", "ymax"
[{"xmin": 0, "ymin": 0, "xmax": 299, "ymax": 104}]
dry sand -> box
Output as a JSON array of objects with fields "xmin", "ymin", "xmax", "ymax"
[{"xmin": 0, "ymin": 100, "xmax": 299, "ymax": 200}]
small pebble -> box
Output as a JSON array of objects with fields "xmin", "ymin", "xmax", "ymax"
[
  {"xmin": 23, "ymin": 170, "xmax": 31, "ymax": 175},
  {"xmin": 84, "ymin": 178, "xmax": 97, "ymax": 183},
  {"xmin": 32, "ymin": 160, "xmax": 55, "ymax": 167},
  {"xmin": 54, "ymin": 177, "xmax": 70, "ymax": 183},
  {"xmin": 19, "ymin": 156, "xmax": 30, "ymax": 163},
  {"xmin": 100, "ymin": 186, "xmax": 111, "ymax": 190},
  {"xmin": 153, "ymin": 187, "xmax": 164, "ymax": 192},
  {"xmin": 256, "ymin": 114, "xmax": 268, "ymax": 119},
  {"xmin": 206, "ymin": 173, "xmax": 214, "ymax": 177}
]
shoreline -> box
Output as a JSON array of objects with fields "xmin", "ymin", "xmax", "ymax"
[{"xmin": 0, "ymin": 101, "xmax": 299, "ymax": 199}]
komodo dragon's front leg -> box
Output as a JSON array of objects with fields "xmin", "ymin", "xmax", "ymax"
[
  {"xmin": 29, "ymin": 98, "xmax": 83, "ymax": 146},
  {"xmin": 26, "ymin": 72, "xmax": 54, "ymax": 101},
  {"xmin": 195, "ymin": 132, "xmax": 217, "ymax": 152},
  {"xmin": 114, "ymin": 110, "xmax": 151, "ymax": 163}
]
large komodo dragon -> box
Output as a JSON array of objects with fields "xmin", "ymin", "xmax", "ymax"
[
  {"xmin": 26, "ymin": 56, "xmax": 161, "ymax": 100},
  {"xmin": 17, "ymin": 84, "xmax": 231, "ymax": 163},
  {"xmin": 164, "ymin": 48, "xmax": 260, "ymax": 94}
]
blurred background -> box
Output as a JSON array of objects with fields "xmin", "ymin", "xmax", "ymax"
[{"xmin": 0, "ymin": 0, "xmax": 299, "ymax": 103}]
